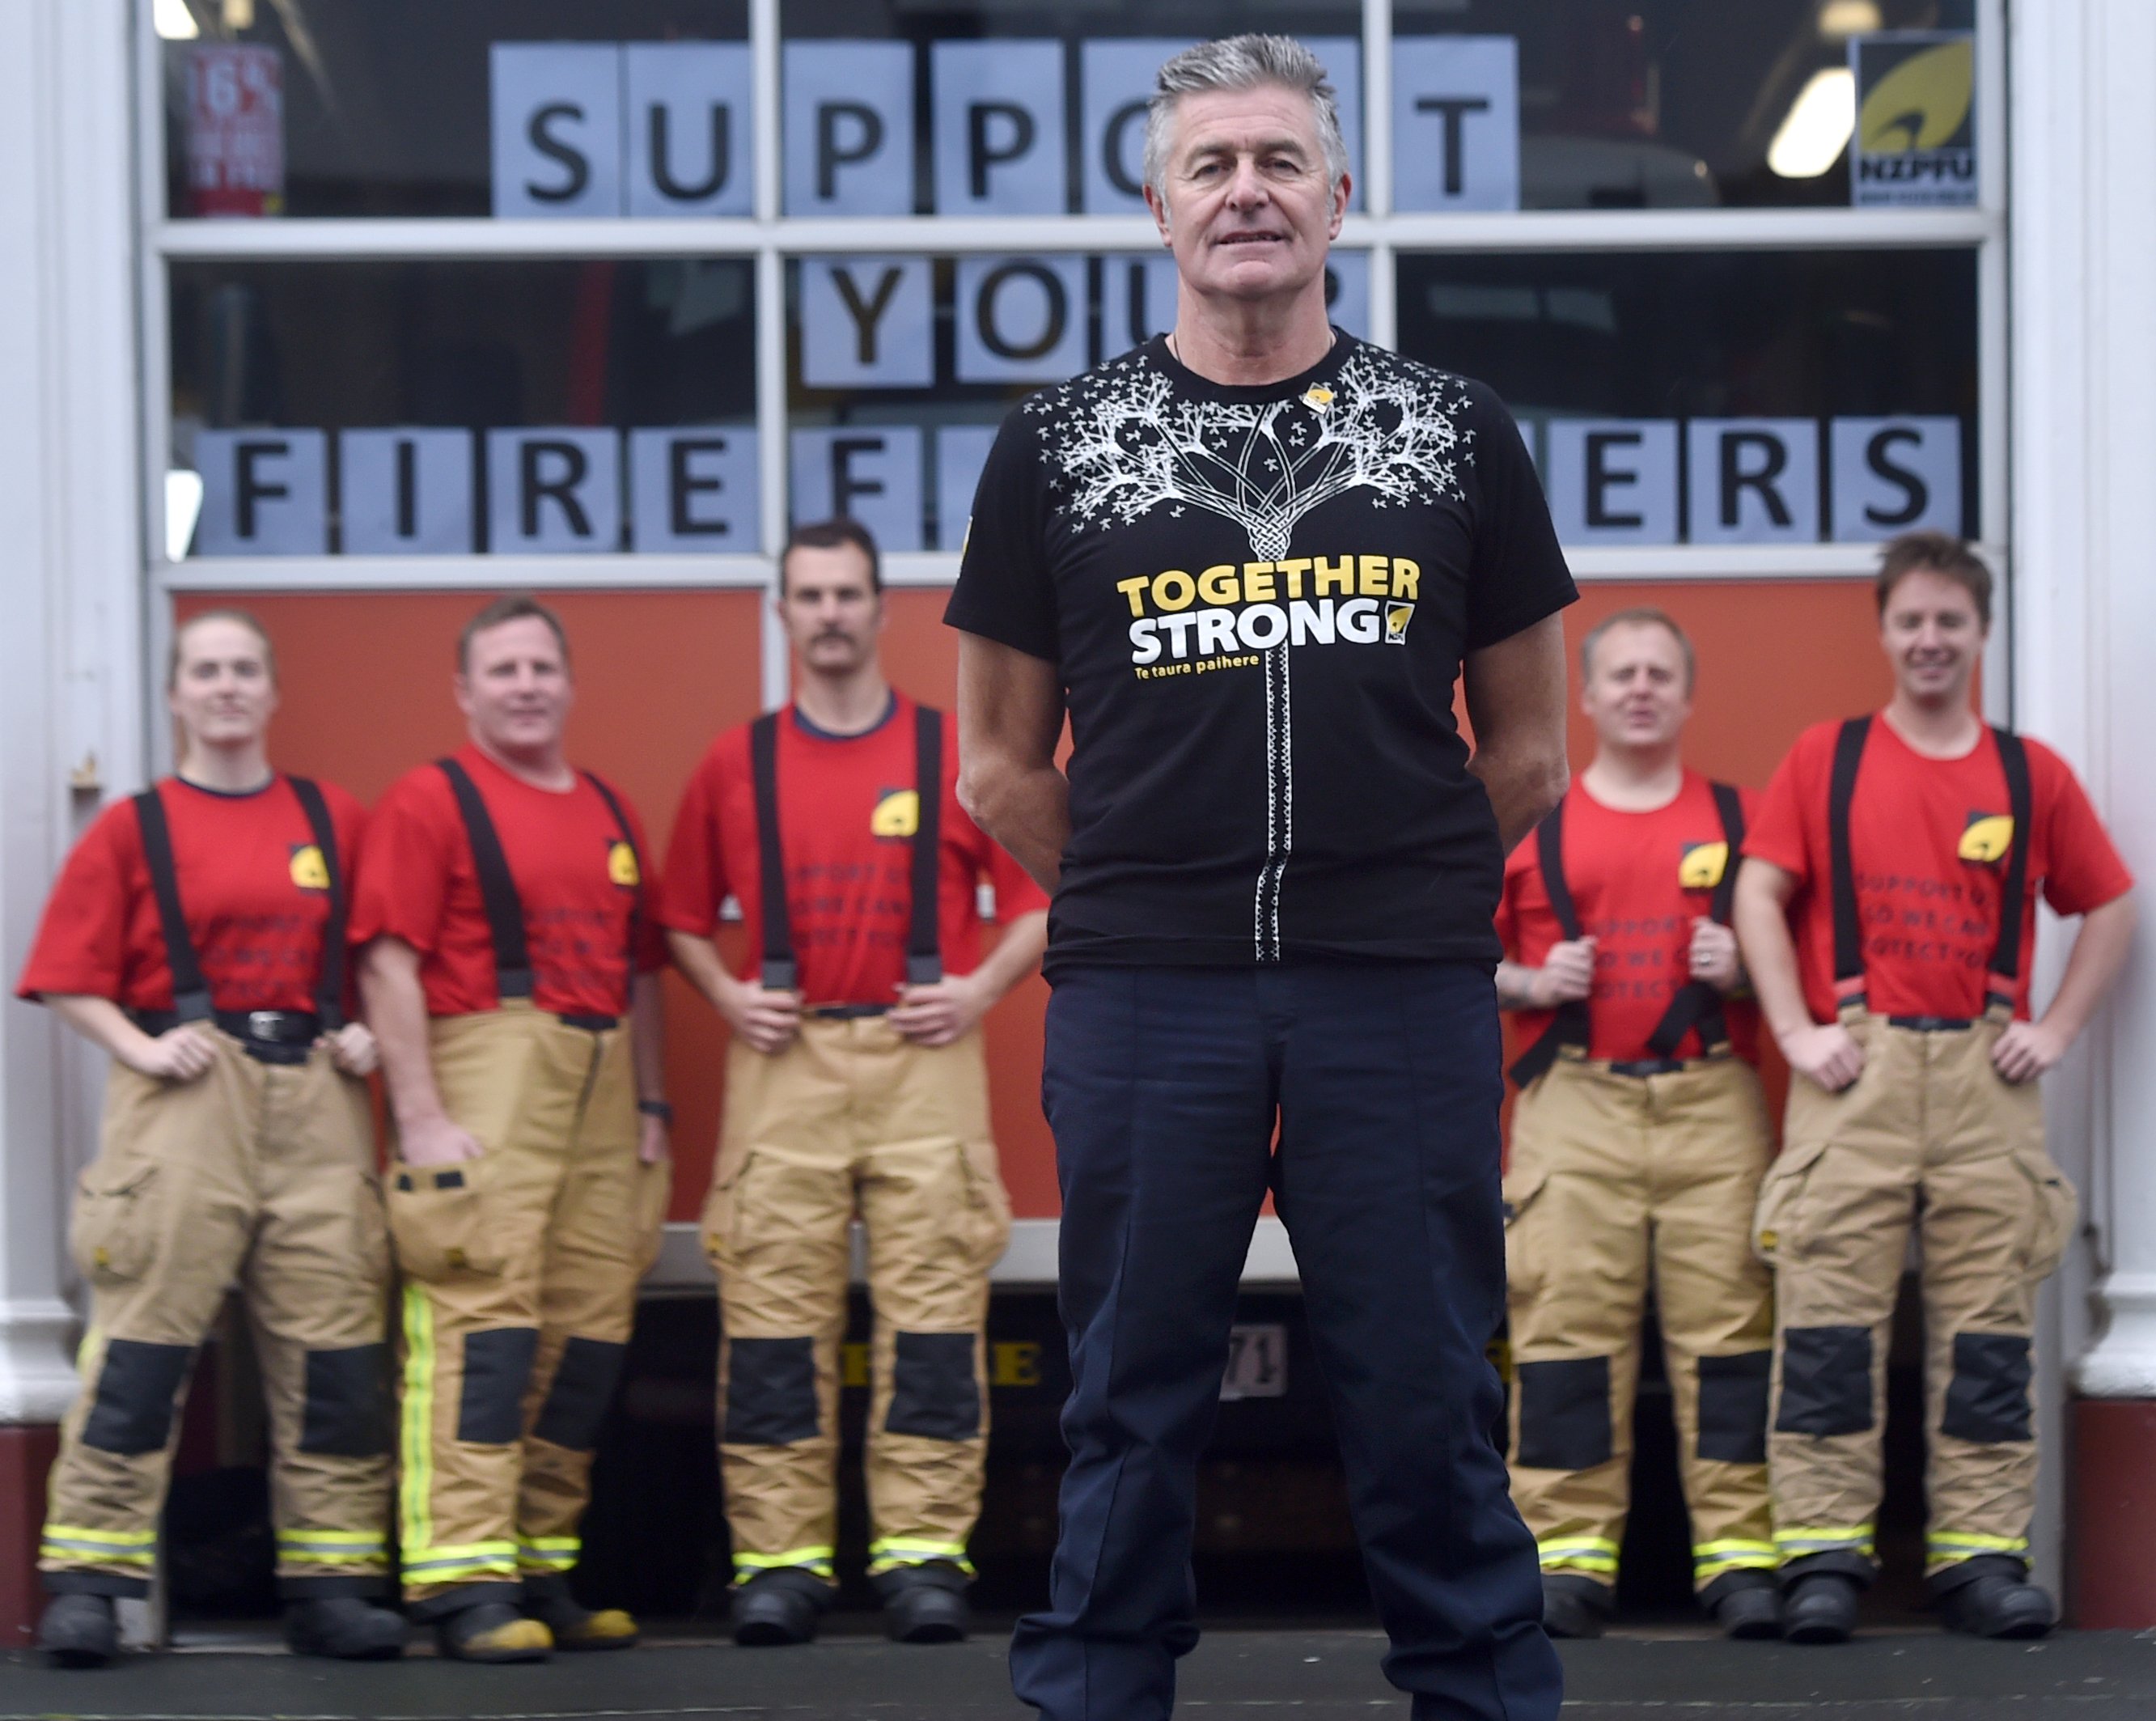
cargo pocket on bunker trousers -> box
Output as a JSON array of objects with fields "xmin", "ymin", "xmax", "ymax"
[
  {"xmin": 1500, "ymin": 1165, "xmax": 1551, "ymax": 1303},
  {"xmin": 701, "ymin": 1150, "xmax": 753, "ymax": 1266},
  {"xmin": 2013, "ymin": 1145, "xmax": 2078, "ymax": 1284},
  {"xmin": 386, "ymin": 1159, "xmax": 504, "ymax": 1282},
  {"xmin": 957, "ymin": 1140, "xmax": 1013, "ymax": 1270},
  {"xmin": 70, "ymin": 1163, "xmax": 163, "ymax": 1284},
  {"xmin": 1752, "ymin": 1138, "xmax": 1830, "ymax": 1270}
]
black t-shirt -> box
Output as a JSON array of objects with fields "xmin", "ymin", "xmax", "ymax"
[{"xmin": 945, "ymin": 331, "xmax": 1576, "ymax": 973}]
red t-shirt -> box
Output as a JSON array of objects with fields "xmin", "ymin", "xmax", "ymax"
[
  {"xmin": 659, "ymin": 695, "xmax": 1049, "ymax": 1007},
  {"xmin": 1497, "ymin": 773, "xmax": 1762, "ymax": 1064},
  {"xmin": 350, "ymin": 744, "xmax": 664, "ymax": 1019},
  {"xmin": 1745, "ymin": 715, "xmax": 2133, "ymax": 1022},
  {"xmin": 17, "ymin": 774, "xmax": 366, "ymax": 1015}
]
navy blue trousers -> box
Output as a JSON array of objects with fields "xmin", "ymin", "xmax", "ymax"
[{"xmin": 1010, "ymin": 964, "xmax": 1561, "ymax": 1721}]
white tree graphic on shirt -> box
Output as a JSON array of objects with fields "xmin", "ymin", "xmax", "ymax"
[{"xmin": 1032, "ymin": 346, "xmax": 1476, "ymax": 561}]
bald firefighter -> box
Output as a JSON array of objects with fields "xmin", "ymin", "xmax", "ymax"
[
  {"xmin": 664, "ymin": 520, "xmax": 1047, "ymax": 1646},
  {"xmin": 24, "ymin": 610, "xmax": 403, "ymax": 1666},
  {"xmin": 1736, "ymin": 533, "xmax": 2135, "ymax": 1643},
  {"xmin": 1496, "ymin": 608, "xmax": 1778, "ymax": 1641},
  {"xmin": 354, "ymin": 596, "xmax": 672, "ymax": 1662}
]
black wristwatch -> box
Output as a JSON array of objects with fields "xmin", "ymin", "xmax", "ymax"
[{"xmin": 637, "ymin": 1099, "xmax": 675, "ymax": 1124}]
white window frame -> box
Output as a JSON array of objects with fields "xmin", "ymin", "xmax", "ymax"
[{"xmin": 136, "ymin": 0, "xmax": 2011, "ymax": 716}]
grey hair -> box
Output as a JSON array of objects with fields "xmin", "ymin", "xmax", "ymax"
[{"xmin": 1143, "ymin": 35, "xmax": 1351, "ymax": 201}]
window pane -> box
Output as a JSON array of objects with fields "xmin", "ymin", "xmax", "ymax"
[
  {"xmin": 1394, "ymin": 249, "xmax": 1976, "ymax": 543},
  {"xmin": 161, "ymin": 1, "xmax": 751, "ymax": 219},
  {"xmin": 786, "ymin": 251, "xmax": 1371, "ymax": 551},
  {"xmin": 1391, "ymin": 0, "xmax": 1978, "ymax": 210},
  {"xmin": 167, "ymin": 260, "xmax": 756, "ymax": 558},
  {"xmin": 778, "ymin": 2, "xmax": 1362, "ymax": 217}
]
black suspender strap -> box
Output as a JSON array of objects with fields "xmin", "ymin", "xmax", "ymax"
[
  {"xmin": 1827, "ymin": 716, "xmax": 1872, "ymax": 1008},
  {"xmin": 1507, "ymin": 798, "xmax": 1591, "ymax": 1088},
  {"xmin": 581, "ymin": 770, "xmax": 645, "ymax": 977},
  {"xmin": 434, "ymin": 759, "xmax": 533, "ymax": 1001},
  {"xmin": 287, "ymin": 776, "xmax": 347, "ymax": 1031},
  {"xmin": 1986, "ymin": 727, "xmax": 2034, "ymax": 1009},
  {"xmin": 748, "ymin": 713, "xmax": 796, "ymax": 992},
  {"xmin": 907, "ymin": 705, "xmax": 946, "ymax": 987},
  {"xmin": 132, "ymin": 786, "xmax": 214, "ymax": 1025},
  {"xmin": 1644, "ymin": 781, "xmax": 1747, "ymax": 1059}
]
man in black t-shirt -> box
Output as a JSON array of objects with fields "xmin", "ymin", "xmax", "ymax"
[{"xmin": 947, "ymin": 35, "xmax": 1574, "ymax": 1721}]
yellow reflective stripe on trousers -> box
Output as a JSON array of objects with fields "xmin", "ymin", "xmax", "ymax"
[
  {"xmin": 402, "ymin": 1541, "xmax": 521, "ymax": 1580},
  {"xmin": 519, "ymin": 1536, "xmax": 581, "ymax": 1571},
  {"xmin": 1537, "ymin": 1536, "xmax": 1620, "ymax": 1574},
  {"xmin": 1774, "ymin": 1524, "xmax": 1876, "ymax": 1558},
  {"xmin": 866, "ymin": 1537, "xmax": 976, "ymax": 1577},
  {"xmin": 1929, "ymin": 1532, "xmax": 2028, "ymax": 1559},
  {"xmin": 1693, "ymin": 1539, "xmax": 1778, "ymax": 1575},
  {"xmin": 41, "ymin": 1523, "xmax": 155, "ymax": 1564},
  {"xmin": 399, "ymin": 1286, "xmax": 437, "ymax": 1574},
  {"xmin": 277, "ymin": 1530, "xmax": 390, "ymax": 1565},
  {"xmin": 733, "ymin": 1545, "xmax": 836, "ymax": 1583}
]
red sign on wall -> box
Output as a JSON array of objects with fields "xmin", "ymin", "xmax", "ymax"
[{"xmin": 185, "ymin": 45, "xmax": 283, "ymax": 218}]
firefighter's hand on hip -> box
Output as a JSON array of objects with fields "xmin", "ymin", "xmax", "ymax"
[
  {"xmin": 1533, "ymin": 937, "xmax": 1598, "ymax": 1007},
  {"xmin": 399, "ymin": 1111, "xmax": 485, "ymax": 1166},
  {"xmin": 324, "ymin": 1020, "xmax": 379, "ymax": 1077},
  {"xmin": 717, "ymin": 970, "xmax": 802, "ymax": 1056},
  {"xmin": 1781, "ymin": 1021, "xmax": 1865, "ymax": 1093},
  {"xmin": 123, "ymin": 1022, "xmax": 215, "ymax": 1083},
  {"xmin": 1688, "ymin": 918, "xmax": 1743, "ymax": 992},
  {"xmin": 1993, "ymin": 1017, "xmax": 2068, "ymax": 1085},
  {"xmin": 891, "ymin": 973, "xmax": 989, "ymax": 1047}
]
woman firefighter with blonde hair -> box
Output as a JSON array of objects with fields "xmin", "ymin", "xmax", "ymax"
[{"xmin": 19, "ymin": 610, "xmax": 404, "ymax": 1667}]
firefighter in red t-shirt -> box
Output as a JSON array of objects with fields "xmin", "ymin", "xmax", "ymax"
[
  {"xmin": 663, "ymin": 521, "xmax": 1048, "ymax": 1647},
  {"xmin": 352, "ymin": 597, "xmax": 672, "ymax": 1664},
  {"xmin": 1496, "ymin": 609, "xmax": 1779, "ymax": 1642},
  {"xmin": 21, "ymin": 611, "xmax": 404, "ymax": 1668},
  {"xmin": 1735, "ymin": 535, "xmax": 2136, "ymax": 1644}
]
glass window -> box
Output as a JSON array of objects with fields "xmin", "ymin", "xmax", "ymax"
[
  {"xmin": 778, "ymin": 1, "xmax": 1362, "ymax": 217},
  {"xmin": 785, "ymin": 250, "xmax": 1371, "ymax": 550},
  {"xmin": 168, "ymin": 259, "xmax": 756, "ymax": 557},
  {"xmin": 1396, "ymin": 248, "xmax": 1976, "ymax": 542},
  {"xmin": 160, "ymin": 1, "xmax": 752, "ymax": 219},
  {"xmin": 1391, "ymin": 0, "xmax": 1978, "ymax": 210}
]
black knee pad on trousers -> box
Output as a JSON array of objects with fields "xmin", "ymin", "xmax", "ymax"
[
  {"xmin": 725, "ymin": 1337, "xmax": 819, "ymax": 1445},
  {"xmin": 1514, "ymin": 1356, "xmax": 1612, "ymax": 1470},
  {"xmin": 300, "ymin": 1344, "xmax": 392, "ymax": 1457},
  {"xmin": 886, "ymin": 1332, "xmax": 981, "ymax": 1440},
  {"xmin": 1696, "ymin": 1350, "xmax": 1772, "ymax": 1464},
  {"xmin": 533, "ymin": 1337, "xmax": 629, "ymax": 1452},
  {"xmin": 1941, "ymin": 1331, "xmax": 2033, "ymax": 1443},
  {"xmin": 459, "ymin": 1326, "xmax": 540, "ymax": 1444},
  {"xmin": 1776, "ymin": 1326, "xmax": 1874, "ymax": 1436},
  {"xmin": 83, "ymin": 1339, "xmax": 194, "ymax": 1456}
]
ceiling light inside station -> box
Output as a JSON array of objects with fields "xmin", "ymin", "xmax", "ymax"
[
  {"xmin": 153, "ymin": 0, "xmax": 200, "ymax": 40},
  {"xmin": 1820, "ymin": 1, "xmax": 1884, "ymax": 37},
  {"xmin": 1768, "ymin": 67, "xmax": 1856, "ymax": 178}
]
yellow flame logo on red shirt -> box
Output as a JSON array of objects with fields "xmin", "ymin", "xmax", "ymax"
[
  {"xmin": 872, "ymin": 790, "xmax": 921, "ymax": 839},
  {"xmin": 1959, "ymin": 813, "xmax": 2013, "ymax": 864},
  {"xmin": 1679, "ymin": 841, "xmax": 1729, "ymax": 890},
  {"xmin": 608, "ymin": 840, "xmax": 641, "ymax": 888},
  {"xmin": 289, "ymin": 845, "xmax": 330, "ymax": 891}
]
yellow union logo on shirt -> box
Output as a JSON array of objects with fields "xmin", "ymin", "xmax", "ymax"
[
  {"xmin": 872, "ymin": 790, "xmax": 921, "ymax": 839},
  {"xmin": 288, "ymin": 844, "xmax": 330, "ymax": 891},
  {"xmin": 607, "ymin": 840, "xmax": 641, "ymax": 888},
  {"xmin": 1679, "ymin": 841, "xmax": 1729, "ymax": 890},
  {"xmin": 1959, "ymin": 812, "xmax": 2013, "ymax": 863},
  {"xmin": 1384, "ymin": 602, "xmax": 1415, "ymax": 643}
]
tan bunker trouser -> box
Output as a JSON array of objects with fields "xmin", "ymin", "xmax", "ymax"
[
  {"xmin": 703, "ymin": 1019, "xmax": 1011, "ymax": 1584},
  {"xmin": 1756, "ymin": 1010, "xmax": 2076, "ymax": 1582},
  {"xmin": 1503, "ymin": 1053, "xmax": 1777, "ymax": 1596},
  {"xmin": 43, "ymin": 1036, "xmax": 393, "ymax": 1597},
  {"xmin": 388, "ymin": 1004, "xmax": 669, "ymax": 1612}
]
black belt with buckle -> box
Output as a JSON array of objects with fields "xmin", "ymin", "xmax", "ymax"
[
  {"xmin": 803, "ymin": 1003, "xmax": 892, "ymax": 1021},
  {"xmin": 1608, "ymin": 1057, "xmax": 1688, "ymax": 1078},
  {"xmin": 556, "ymin": 1012, "xmax": 621, "ymax": 1032},
  {"xmin": 1887, "ymin": 1015, "xmax": 1976, "ymax": 1032},
  {"xmin": 133, "ymin": 1007, "xmax": 320, "ymax": 1065}
]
